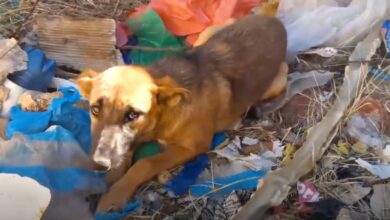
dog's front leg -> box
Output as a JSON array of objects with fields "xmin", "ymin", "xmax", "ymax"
[{"xmin": 96, "ymin": 146, "xmax": 201, "ymax": 212}]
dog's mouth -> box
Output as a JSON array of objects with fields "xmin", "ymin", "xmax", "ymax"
[{"xmin": 91, "ymin": 125, "xmax": 135, "ymax": 171}]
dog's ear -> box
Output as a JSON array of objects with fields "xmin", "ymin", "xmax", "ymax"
[
  {"xmin": 156, "ymin": 86, "xmax": 191, "ymax": 107},
  {"xmin": 74, "ymin": 68, "xmax": 99, "ymax": 99}
]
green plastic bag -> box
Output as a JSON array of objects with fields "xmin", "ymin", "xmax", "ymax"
[{"xmin": 126, "ymin": 8, "xmax": 185, "ymax": 65}]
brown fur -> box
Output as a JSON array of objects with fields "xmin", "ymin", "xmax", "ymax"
[{"xmin": 76, "ymin": 14, "xmax": 288, "ymax": 212}]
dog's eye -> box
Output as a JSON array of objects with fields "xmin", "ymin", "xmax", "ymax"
[
  {"xmin": 90, "ymin": 105, "xmax": 100, "ymax": 116},
  {"xmin": 126, "ymin": 111, "xmax": 140, "ymax": 122}
]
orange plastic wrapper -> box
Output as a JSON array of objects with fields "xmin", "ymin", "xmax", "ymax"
[{"xmin": 129, "ymin": 0, "xmax": 261, "ymax": 45}]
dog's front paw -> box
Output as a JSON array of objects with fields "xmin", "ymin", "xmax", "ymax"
[{"xmin": 96, "ymin": 182, "xmax": 133, "ymax": 213}]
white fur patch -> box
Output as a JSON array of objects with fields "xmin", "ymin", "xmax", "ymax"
[{"xmin": 92, "ymin": 124, "xmax": 135, "ymax": 169}]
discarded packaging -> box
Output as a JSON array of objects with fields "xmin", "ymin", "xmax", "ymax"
[{"xmin": 297, "ymin": 181, "xmax": 320, "ymax": 203}]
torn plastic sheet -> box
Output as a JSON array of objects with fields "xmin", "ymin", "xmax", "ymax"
[
  {"xmin": 355, "ymin": 158, "xmax": 390, "ymax": 179},
  {"xmin": 256, "ymin": 70, "xmax": 335, "ymax": 114},
  {"xmin": 231, "ymin": 31, "xmax": 382, "ymax": 220}
]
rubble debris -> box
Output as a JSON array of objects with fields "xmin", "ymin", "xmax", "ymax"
[{"xmin": 33, "ymin": 17, "xmax": 124, "ymax": 72}]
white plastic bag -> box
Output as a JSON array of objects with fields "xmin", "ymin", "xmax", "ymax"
[{"xmin": 277, "ymin": 0, "xmax": 389, "ymax": 62}]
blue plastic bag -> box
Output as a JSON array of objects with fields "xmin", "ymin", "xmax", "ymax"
[
  {"xmin": 8, "ymin": 45, "xmax": 56, "ymax": 92},
  {"xmin": 6, "ymin": 87, "xmax": 92, "ymax": 152}
]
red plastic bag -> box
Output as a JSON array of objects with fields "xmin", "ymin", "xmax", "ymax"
[{"xmin": 129, "ymin": 0, "xmax": 260, "ymax": 45}]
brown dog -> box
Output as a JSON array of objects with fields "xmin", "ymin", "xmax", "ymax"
[{"xmin": 76, "ymin": 14, "xmax": 288, "ymax": 212}]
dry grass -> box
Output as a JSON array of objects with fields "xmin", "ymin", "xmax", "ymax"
[{"xmin": 0, "ymin": 0, "xmax": 149, "ymax": 38}]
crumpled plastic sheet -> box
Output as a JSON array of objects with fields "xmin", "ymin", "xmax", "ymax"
[
  {"xmin": 0, "ymin": 87, "xmax": 105, "ymax": 219},
  {"xmin": 277, "ymin": 0, "xmax": 390, "ymax": 61},
  {"xmin": 231, "ymin": 29, "xmax": 382, "ymax": 220},
  {"xmin": 130, "ymin": 0, "xmax": 259, "ymax": 45}
]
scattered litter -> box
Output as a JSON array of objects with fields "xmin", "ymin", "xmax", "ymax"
[
  {"xmin": 132, "ymin": 0, "xmax": 259, "ymax": 45},
  {"xmin": 190, "ymin": 170, "xmax": 267, "ymax": 197},
  {"xmin": 4, "ymin": 1, "xmax": 390, "ymax": 219},
  {"xmin": 368, "ymin": 66, "xmax": 390, "ymax": 81},
  {"xmin": 33, "ymin": 17, "xmax": 124, "ymax": 71},
  {"xmin": 165, "ymin": 133, "xmax": 228, "ymax": 196},
  {"xmin": 346, "ymin": 98, "xmax": 384, "ymax": 147},
  {"xmin": 303, "ymin": 47, "xmax": 338, "ymax": 58},
  {"xmin": 261, "ymin": 140, "xmax": 283, "ymax": 158},
  {"xmin": 0, "ymin": 173, "xmax": 51, "ymax": 220},
  {"xmin": 351, "ymin": 142, "xmax": 368, "ymax": 154},
  {"xmin": 370, "ymin": 184, "xmax": 390, "ymax": 219},
  {"xmin": 382, "ymin": 20, "xmax": 390, "ymax": 57},
  {"xmin": 319, "ymin": 91, "xmax": 333, "ymax": 102},
  {"xmin": 233, "ymin": 31, "xmax": 382, "ymax": 220},
  {"xmin": 281, "ymin": 143, "xmax": 297, "ymax": 166},
  {"xmin": 215, "ymin": 137, "xmax": 281, "ymax": 171},
  {"xmin": 297, "ymin": 181, "xmax": 320, "ymax": 203},
  {"xmin": 241, "ymin": 137, "xmax": 259, "ymax": 145},
  {"xmin": 356, "ymin": 158, "xmax": 390, "ymax": 179}
]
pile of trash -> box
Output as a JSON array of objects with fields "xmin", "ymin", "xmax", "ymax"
[{"xmin": 2, "ymin": 0, "xmax": 390, "ymax": 219}]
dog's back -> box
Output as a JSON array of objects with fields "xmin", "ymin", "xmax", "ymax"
[{"xmin": 195, "ymin": 15, "xmax": 287, "ymax": 105}]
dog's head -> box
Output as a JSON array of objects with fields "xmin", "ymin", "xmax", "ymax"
[{"xmin": 75, "ymin": 66, "xmax": 190, "ymax": 170}]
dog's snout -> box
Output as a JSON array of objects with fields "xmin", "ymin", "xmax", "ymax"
[{"xmin": 91, "ymin": 158, "xmax": 111, "ymax": 171}]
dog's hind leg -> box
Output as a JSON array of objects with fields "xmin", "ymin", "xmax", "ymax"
[{"xmin": 260, "ymin": 62, "xmax": 288, "ymax": 102}]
